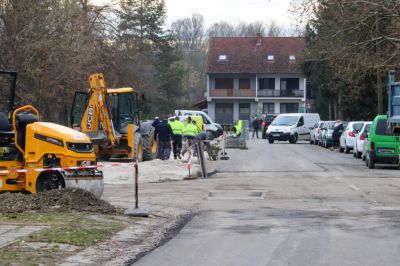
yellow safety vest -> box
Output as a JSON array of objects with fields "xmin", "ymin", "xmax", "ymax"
[
  {"xmin": 170, "ymin": 120, "xmax": 184, "ymax": 135},
  {"xmin": 234, "ymin": 120, "xmax": 243, "ymax": 134},
  {"xmin": 183, "ymin": 123, "xmax": 199, "ymax": 137}
]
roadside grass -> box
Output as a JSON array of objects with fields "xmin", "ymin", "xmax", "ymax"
[{"xmin": 0, "ymin": 211, "xmax": 126, "ymax": 265}]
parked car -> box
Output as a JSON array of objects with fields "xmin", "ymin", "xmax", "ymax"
[
  {"xmin": 320, "ymin": 121, "xmax": 336, "ymax": 148},
  {"xmin": 317, "ymin": 121, "xmax": 328, "ymax": 145},
  {"xmin": 175, "ymin": 109, "xmax": 223, "ymax": 138},
  {"xmin": 353, "ymin": 122, "xmax": 372, "ymax": 159},
  {"xmin": 365, "ymin": 115, "xmax": 399, "ymax": 169},
  {"xmin": 261, "ymin": 114, "xmax": 277, "ymax": 139},
  {"xmin": 266, "ymin": 113, "xmax": 321, "ymax": 144},
  {"xmin": 310, "ymin": 121, "xmax": 325, "ymax": 145},
  {"xmin": 339, "ymin": 121, "xmax": 365, "ymax": 153}
]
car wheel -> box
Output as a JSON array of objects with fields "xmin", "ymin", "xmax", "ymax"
[
  {"xmin": 268, "ymin": 139, "xmax": 274, "ymax": 144},
  {"xmin": 339, "ymin": 146, "xmax": 344, "ymax": 153},
  {"xmin": 356, "ymin": 152, "xmax": 362, "ymax": 159},
  {"xmin": 362, "ymin": 153, "xmax": 366, "ymax": 161},
  {"xmin": 366, "ymin": 153, "xmax": 375, "ymax": 169},
  {"xmin": 310, "ymin": 139, "xmax": 314, "ymax": 145},
  {"xmin": 289, "ymin": 134, "xmax": 298, "ymax": 144},
  {"xmin": 353, "ymin": 151, "xmax": 356, "ymax": 157},
  {"xmin": 314, "ymin": 139, "xmax": 319, "ymax": 146},
  {"xmin": 344, "ymin": 142, "xmax": 350, "ymax": 154}
]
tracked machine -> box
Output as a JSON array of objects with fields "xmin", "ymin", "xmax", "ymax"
[
  {"xmin": 0, "ymin": 71, "xmax": 103, "ymax": 197},
  {"xmin": 71, "ymin": 73, "xmax": 157, "ymax": 161}
]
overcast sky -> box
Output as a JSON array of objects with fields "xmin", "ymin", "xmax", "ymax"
[
  {"xmin": 165, "ymin": 0, "xmax": 294, "ymax": 28},
  {"xmin": 94, "ymin": 0, "xmax": 294, "ymax": 28}
]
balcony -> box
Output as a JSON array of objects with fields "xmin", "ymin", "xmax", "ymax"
[
  {"xmin": 209, "ymin": 89, "xmax": 256, "ymax": 97},
  {"xmin": 258, "ymin": 89, "xmax": 304, "ymax": 97}
]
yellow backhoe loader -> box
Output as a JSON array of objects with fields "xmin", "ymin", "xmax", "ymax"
[
  {"xmin": 70, "ymin": 73, "xmax": 157, "ymax": 161},
  {"xmin": 0, "ymin": 71, "xmax": 103, "ymax": 198}
]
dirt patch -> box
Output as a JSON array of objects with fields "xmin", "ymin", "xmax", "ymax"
[{"xmin": 0, "ymin": 189, "xmax": 121, "ymax": 214}]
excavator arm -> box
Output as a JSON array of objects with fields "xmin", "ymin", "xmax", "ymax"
[{"xmin": 80, "ymin": 73, "xmax": 117, "ymax": 147}]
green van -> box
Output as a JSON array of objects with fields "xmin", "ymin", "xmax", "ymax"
[{"xmin": 365, "ymin": 115, "xmax": 400, "ymax": 169}]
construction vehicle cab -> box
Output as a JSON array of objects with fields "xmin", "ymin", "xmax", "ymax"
[
  {"xmin": 0, "ymin": 71, "xmax": 103, "ymax": 197},
  {"xmin": 71, "ymin": 73, "xmax": 157, "ymax": 161}
]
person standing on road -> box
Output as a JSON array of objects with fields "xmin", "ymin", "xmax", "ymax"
[
  {"xmin": 154, "ymin": 116, "xmax": 173, "ymax": 160},
  {"xmin": 170, "ymin": 117, "xmax": 184, "ymax": 159},
  {"xmin": 332, "ymin": 119, "xmax": 344, "ymax": 149},
  {"xmin": 181, "ymin": 120, "xmax": 200, "ymax": 157},
  {"xmin": 252, "ymin": 116, "xmax": 260, "ymax": 139},
  {"xmin": 152, "ymin": 116, "xmax": 161, "ymax": 128}
]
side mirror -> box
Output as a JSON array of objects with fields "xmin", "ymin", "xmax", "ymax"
[{"xmin": 310, "ymin": 127, "xmax": 314, "ymax": 130}]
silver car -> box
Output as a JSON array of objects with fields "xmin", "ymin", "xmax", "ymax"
[{"xmin": 310, "ymin": 121, "xmax": 325, "ymax": 145}]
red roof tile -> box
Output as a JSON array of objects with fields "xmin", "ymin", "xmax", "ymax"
[{"xmin": 207, "ymin": 37, "xmax": 305, "ymax": 74}]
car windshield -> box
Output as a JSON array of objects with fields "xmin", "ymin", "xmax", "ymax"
[
  {"xmin": 271, "ymin": 116, "xmax": 298, "ymax": 126},
  {"xmin": 265, "ymin": 115, "xmax": 275, "ymax": 122},
  {"xmin": 365, "ymin": 124, "xmax": 371, "ymax": 133},
  {"xmin": 353, "ymin": 123, "xmax": 364, "ymax": 132},
  {"xmin": 327, "ymin": 122, "xmax": 335, "ymax": 129}
]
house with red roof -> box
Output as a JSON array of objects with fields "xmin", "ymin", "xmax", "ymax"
[{"xmin": 206, "ymin": 33, "xmax": 307, "ymax": 126}]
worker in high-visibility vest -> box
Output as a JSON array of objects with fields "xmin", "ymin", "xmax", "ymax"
[
  {"xmin": 233, "ymin": 120, "xmax": 243, "ymax": 136},
  {"xmin": 181, "ymin": 120, "xmax": 200, "ymax": 157},
  {"xmin": 183, "ymin": 119, "xmax": 200, "ymax": 139},
  {"xmin": 170, "ymin": 117, "xmax": 184, "ymax": 159}
]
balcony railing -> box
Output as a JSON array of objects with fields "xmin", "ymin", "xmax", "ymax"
[
  {"xmin": 258, "ymin": 89, "xmax": 304, "ymax": 97},
  {"xmin": 209, "ymin": 89, "xmax": 256, "ymax": 97},
  {"xmin": 208, "ymin": 89, "xmax": 304, "ymax": 98}
]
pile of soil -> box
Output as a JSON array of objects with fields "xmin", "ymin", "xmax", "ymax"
[{"xmin": 0, "ymin": 188, "xmax": 121, "ymax": 214}]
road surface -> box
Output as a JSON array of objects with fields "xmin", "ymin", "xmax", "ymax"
[{"xmin": 131, "ymin": 139, "xmax": 400, "ymax": 266}]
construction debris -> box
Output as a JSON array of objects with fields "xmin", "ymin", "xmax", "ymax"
[{"xmin": 0, "ymin": 189, "xmax": 121, "ymax": 214}]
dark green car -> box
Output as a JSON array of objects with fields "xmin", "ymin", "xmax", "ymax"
[{"xmin": 365, "ymin": 115, "xmax": 400, "ymax": 169}]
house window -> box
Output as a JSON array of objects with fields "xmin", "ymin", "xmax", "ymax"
[
  {"xmin": 289, "ymin": 55, "xmax": 296, "ymax": 61},
  {"xmin": 239, "ymin": 103, "xmax": 250, "ymax": 121},
  {"xmin": 258, "ymin": 78, "xmax": 275, "ymax": 90},
  {"xmin": 263, "ymin": 103, "xmax": 275, "ymax": 114},
  {"xmin": 280, "ymin": 103, "xmax": 299, "ymax": 113},
  {"xmin": 267, "ymin": 55, "xmax": 274, "ymax": 61},
  {"xmin": 218, "ymin": 54, "xmax": 227, "ymax": 60},
  {"xmin": 280, "ymin": 78, "xmax": 299, "ymax": 91},
  {"xmin": 239, "ymin": 78, "xmax": 250, "ymax": 90},
  {"xmin": 215, "ymin": 78, "xmax": 233, "ymax": 89}
]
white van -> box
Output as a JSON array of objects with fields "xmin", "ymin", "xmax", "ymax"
[
  {"xmin": 266, "ymin": 113, "xmax": 320, "ymax": 144},
  {"xmin": 174, "ymin": 110, "xmax": 223, "ymax": 138}
]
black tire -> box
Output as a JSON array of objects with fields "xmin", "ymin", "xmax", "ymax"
[
  {"xmin": 141, "ymin": 126, "xmax": 157, "ymax": 161},
  {"xmin": 356, "ymin": 152, "xmax": 362, "ymax": 159},
  {"xmin": 289, "ymin": 134, "xmax": 298, "ymax": 144},
  {"xmin": 134, "ymin": 132, "xmax": 144, "ymax": 162},
  {"xmin": 268, "ymin": 139, "xmax": 274, "ymax": 144},
  {"xmin": 366, "ymin": 153, "xmax": 375, "ymax": 169},
  {"xmin": 345, "ymin": 144, "xmax": 350, "ymax": 154},
  {"xmin": 314, "ymin": 139, "xmax": 319, "ymax": 145},
  {"xmin": 36, "ymin": 171, "xmax": 65, "ymax": 192},
  {"xmin": 367, "ymin": 158, "xmax": 375, "ymax": 169},
  {"xmin": 339, "ymin": 146, "xmax": 344, "ymax": 153}
]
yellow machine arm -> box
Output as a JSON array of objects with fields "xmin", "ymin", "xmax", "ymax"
[{"xmin": 80, "ymin": 73, "xmax": 117, "ymax": 147}]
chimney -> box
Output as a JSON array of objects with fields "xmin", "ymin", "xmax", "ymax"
[{"xmin": 256, "ymin": 32, "xmax": 262, "ymax": 46}]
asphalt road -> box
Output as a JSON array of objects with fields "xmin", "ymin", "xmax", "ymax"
[{"xmin": 132, "ymin": 139, "xmax": 400, "ymax": 266}]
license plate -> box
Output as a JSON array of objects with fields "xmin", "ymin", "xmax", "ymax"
[
  {"xmin": 78, "ymin": 160, "xmax": 93, "ymax": 166},
  {"xmin": 378, "ymin": 148, "xmax": 394, "ymax": 154},
  {"xmin": 273, "ymin": 134, "xmax": 280, "ymax": 137}
]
